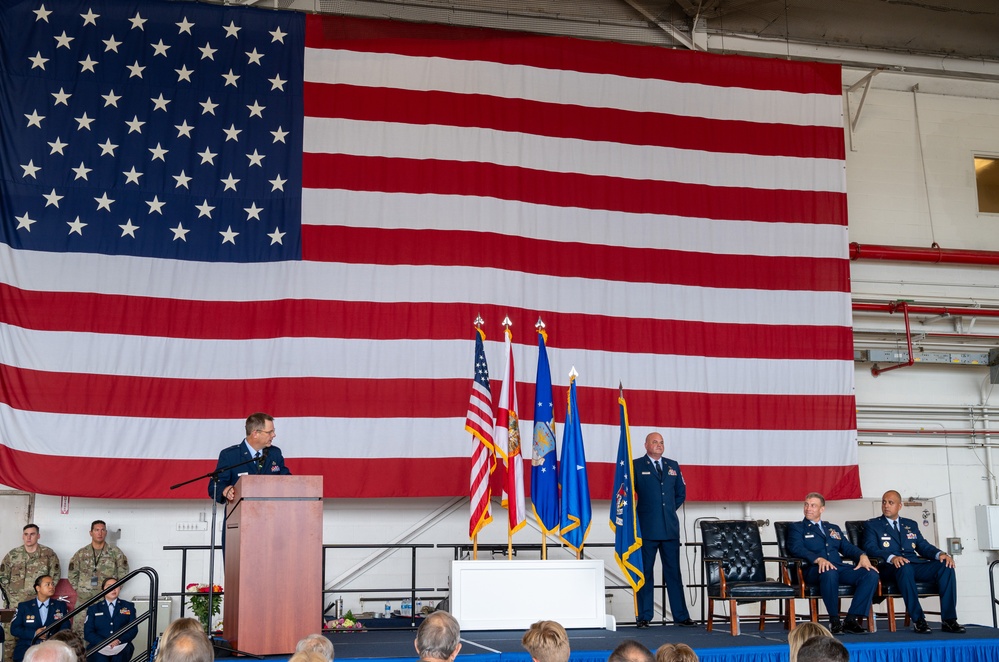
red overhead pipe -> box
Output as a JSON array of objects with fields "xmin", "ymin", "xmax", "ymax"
[
  {"xmin": 850, "ymin": 242, "xmax": 999, "ymax": 266},
  {"xmin": 870, "ymin": 302, "xmax": 914, "ymax": 377},
  {"xmin": 853, "ymin": 301, "xmax": 999, "ymax": 318}
]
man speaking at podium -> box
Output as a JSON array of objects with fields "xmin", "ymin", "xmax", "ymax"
[{"xmin": 210, "ymin": 413, "xmax": 292, "ymax": 505}]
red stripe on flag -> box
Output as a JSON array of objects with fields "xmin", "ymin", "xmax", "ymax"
[
  {"xmin": 304, "ymin": 83, "xmax": 846, "ymax": 160},
  {"xmin": 0, "ymin": 365, "xmax": 855, "ymax": 430},
  {"xmin": 301, "ymin": 226, "xmax": 850, "ymax": 292},
  {"xmin": 0, "ymin": 285, "xmax": 853, "ymax": 360},
  {"xmin": 304, "ymin": 15, "xmax": 843, "ymax": 96},
  {"xmin": 302, "ymin": 154, "xmax": 847, "ymax": 225},
  {"xmin": 0, "ymin": 445, "xmax": 860, "ymax": 501}
]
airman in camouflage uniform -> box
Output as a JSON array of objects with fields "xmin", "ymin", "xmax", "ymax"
[
  {"xmin": 67, "ymin": 520, "xmax": 129, "ymax": 635},
  {"xmin": 1, "ymin": 524, "xmax": 61, "ymax": 662}
]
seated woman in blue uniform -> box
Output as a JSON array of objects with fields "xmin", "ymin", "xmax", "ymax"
[
  {"xmin": 83, "ymin": 578, "xmax": 137, "ymax": 662},
  {"xmin": 10, "ymin": 575, "xmax": 70, "ymax": 662}
]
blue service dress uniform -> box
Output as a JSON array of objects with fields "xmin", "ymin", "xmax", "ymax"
[
  {"xmin": 209, "ymin": 441, "xmax": 291, "ymax": 503},
  {"xmin": 632, "ymin": 454, "xmax": 690, "ymax": 623},
  {"xmin": 10, "ymin": 598, "xmax": 70, "ymax": 662},
  {"xmin": 862, "ymin": 515, "xmax": 957, "ymax": 621},
  {"xmin": 787, "ymin": 518, "xmax": 879, "ymax": 621},
  {"xmin": 84, "ymin": 598, "xmax": 137, "ymax": 662}
]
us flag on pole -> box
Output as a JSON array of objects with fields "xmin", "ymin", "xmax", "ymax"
[
  {"xmin": 0, "ymin": 0, "xmax": 858, "ymax": 500},
  {"xmin": 466, "ymin": 325, "xmax": 495, "ymax": 538}
]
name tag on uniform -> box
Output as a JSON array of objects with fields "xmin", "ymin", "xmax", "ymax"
[
  {"xmin": 237, "ymin": 471, "xmax": 248, "ymax": 477},
  {"xmin": 881, "ymin": 535, "xmax": 891, "ymax": 540},
  {"xmin": 26, "ymin": 615, "xmax": 36, "ymax": 623},
  {"xmin": 641, "ymin": 471, "xmax": 651, "ymax": 475},
  {"xmin": 804, "ymin": 534, "xmax": 815, "ymax": 538},
  {"xmin": 95, "ymin": 611, "xmax": 106, "ymax": 616}
]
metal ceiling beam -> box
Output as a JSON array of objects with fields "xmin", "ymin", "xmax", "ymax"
[{"xmin": 620, "ymin": 0, "xmax": 700, "ymax": 50}]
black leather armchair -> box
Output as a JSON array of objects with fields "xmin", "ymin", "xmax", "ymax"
[
  {"xmin": 774, "ymin": 521, "xmax": 874, "ymax": 631},
  {"xmin": 700, "ymin": 519, "xmax": 796, "ymax": 635}
]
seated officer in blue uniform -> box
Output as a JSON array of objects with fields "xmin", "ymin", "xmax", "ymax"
[
  {"xmin": 84, "ymin": 578, "xmax": 137, "ymax": 662},
  {"xmin": 863, "ymin": 489, "xmax": 963, "ymax": 634},
  {"xmin": 788, "ymin": 492, "xmax": 879, "ymax": 635},
  {"xmin": 10, "ymin": 575, "xmax": 70, "ymax": 662}
]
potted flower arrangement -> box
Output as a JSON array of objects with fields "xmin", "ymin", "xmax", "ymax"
[
  {"xmin": 325, "ymin": 610, "xmax": 364, "ymax": 633},
  {"xmin": 186, "ymin": 583, "xmax": 223, "ymax": 632}
]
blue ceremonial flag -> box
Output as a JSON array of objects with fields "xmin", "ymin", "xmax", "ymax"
[
  {"xmin": 610, "ymin": 389, "xmax": 645, "ymax": 595},
  {"xmin": 531, "ymin": 328, "xmax": 559, "ymax": 535},
  {"xmin": 559, "ymin": 374, "xmax": 591, "ymax": 555}
]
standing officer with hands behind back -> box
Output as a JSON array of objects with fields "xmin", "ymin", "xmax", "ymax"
[
  {"xmin": 67, "ymin": 521, "xmax": 129, "ymax": 636},
  {"xmin": 632, "ymin": 432, "xmax": 695, "ymax": 629}
]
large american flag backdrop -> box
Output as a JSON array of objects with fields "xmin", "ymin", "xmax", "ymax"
[{"xmin": 0, "ymin": 0, "xmax": 859, "ymax": 501}]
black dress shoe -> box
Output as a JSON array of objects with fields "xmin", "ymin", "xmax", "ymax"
[
  {"xmin": 829, "ymin": 621, "xmax": 844, "ymax": 635},
  {"xmin": 636, "ymin": 620, "xmax": 651, "ymax": 629},
  {"xmin": 913, "ymin": 618, "xmax": 932, "ymax": 634},
  {"xmin": 676, "ymin": 618, "xmax": 697, "ymax": 627},
  {"xmin": 942, "ymin": 620, "xmax": 966, "ymax": 634},
  {"xmin": 841, "ymin": 618, "xmax": 866, "ymax": 635}
]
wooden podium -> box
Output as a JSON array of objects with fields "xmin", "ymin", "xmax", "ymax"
[{"xmin": 223, "ymin": 475, "xmax": 323, "ymax": 654}]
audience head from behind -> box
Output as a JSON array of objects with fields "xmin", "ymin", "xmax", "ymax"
[
  {"xmin": 788, "ymin": 622, "xmax": 834, "ymax": 662},
  {"xmin": 654, "ymin": 644, "xmax": 675, "ymax": 662},
  {"xmin": 295, "ymin": 634, "xmax": 335, "ymax": 662},
  {"xmin": 158, "ymin": 618, "xmax": 204, "ymax": 653},
  {"xmin": 158, "ymin": 630, "xmax": 214, "ymax": 662},
  {"xmin": 658, "ymin": 644, "xmax": 697, "ymax": 662},
  {"xmin": 414, "ymin": 611, "xmax": 461, "ymax": 662},
  {"xmin": 288, "ymin": 652, "xmax": 326, "ymax": 662},
  {"xmin": 796, "ymin": 636, "xmax": 849, "ymax": 662},
  {"xmin": 48, "ymin": 631, "xmax": 86, "ymax": 661},
  {"xmin": 23, "ymin": 641, "xmax": 76, "ymax": 662},
  {"xmin": 608, "ymin": 640, "xmax": 654, "ymax": 662},
  {"xmin": 521, "ymin": 620, "xmax": 570, "ymax": 662}
]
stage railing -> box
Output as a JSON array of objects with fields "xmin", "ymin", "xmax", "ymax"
[
  {"xmin": 990, "ymin": 559, "xmax": 999, "ymax": 627},
  {"xmin": 165, "ymin": 541, "xmax": 702, "ymax": 629}
]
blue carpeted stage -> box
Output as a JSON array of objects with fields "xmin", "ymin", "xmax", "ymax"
[{"xmin": 305, "ymin": 621, "xmax": 999, "ymax": 662}]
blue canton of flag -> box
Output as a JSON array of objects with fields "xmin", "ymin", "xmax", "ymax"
[
  {"xmin": 610, "ymin": 390, "xmax": 644, "ymax": 597},
  {"xmin": 531, "ymin": 328, "xmax": 558, "ymax": 535},
  {"xmin": 0, "ymin": 0, "xmax": 304, "ymax": 262},
  {"xmin": 558, "ymin": 374, "xmax": 591, "ymax": 555}
]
